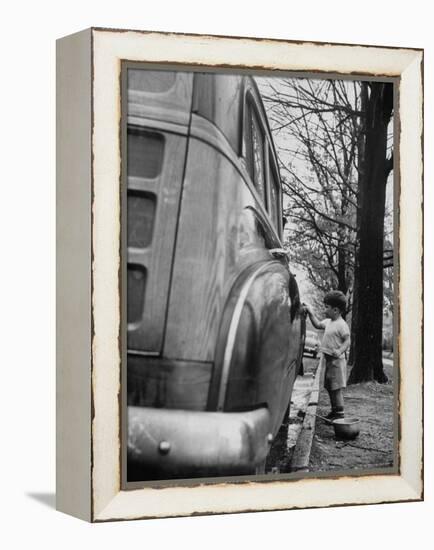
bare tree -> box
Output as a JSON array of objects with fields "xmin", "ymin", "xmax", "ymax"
[
  {"xmin": 260, "ymin": 78, "xmax": 362, "ymax": 298},
  {"xmin": 259, "ymin": 76, "xmax": 394, "ymax": 383}
]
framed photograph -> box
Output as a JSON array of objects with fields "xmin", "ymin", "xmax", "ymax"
[{"xmin": 56, "ymin": 27, "xmax": 423, "ymax": 522}]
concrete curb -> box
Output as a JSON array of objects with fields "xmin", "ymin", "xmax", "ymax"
[{"xmin": 290, "ymin": 356, "xmax": 324, "ymax": 472}]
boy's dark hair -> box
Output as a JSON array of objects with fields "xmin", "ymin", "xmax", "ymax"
[{"xmin": 324, "ymin": 290, "xmax": 347, "ymax": 313}]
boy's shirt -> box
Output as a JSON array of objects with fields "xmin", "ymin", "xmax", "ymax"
[{"xmin": 319, "ymin": 317, "xmax": 350, "ymax": 357}]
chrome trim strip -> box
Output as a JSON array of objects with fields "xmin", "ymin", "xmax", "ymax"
[
  {"xmin": 127, "ymin": 115, "xmax": 189, "ymax": 136},
  {"xmin": 190, "ymin": 114, "xmax": 246, "ymax": 174},
  {"xmin": 190, "ymin": 113, "xmax": 251, "ymax": 183},
  {"xmin": 217, "ymin": 262, "xmax": 274, "ymax": 411},
  {"xmin": 127, "ymin": 349, "xmax": 160, "ymax": 357},
  {"xmin": 127, "ymin": 248, "xmax": 151, "ymax": 266}
]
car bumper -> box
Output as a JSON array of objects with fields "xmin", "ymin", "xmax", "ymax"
[{"xmin": 128, "ymin": 405, "xmax": 272, "ymax": 476}]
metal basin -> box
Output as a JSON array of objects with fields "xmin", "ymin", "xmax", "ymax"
[{"xmin": 332, "ymin": 417, "xmax": 360, "ymax": 440}]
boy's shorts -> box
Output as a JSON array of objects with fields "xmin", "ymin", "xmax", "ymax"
[{"xmin": 323, "ymin": 354, "xmax": 347, "ymax": 391}]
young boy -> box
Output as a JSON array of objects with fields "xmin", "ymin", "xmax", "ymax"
[{"xmin": 304, "ymin": 291, "xmax": 350, "ymax": 420}]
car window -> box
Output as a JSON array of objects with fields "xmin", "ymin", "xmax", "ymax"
[
  {"xmin": 245, "ymin": 100, "xmax": 267, "ymax": 206},
  {"xmin": 268, "ymin": 159, "xmax": 280, "ymax": 233}
]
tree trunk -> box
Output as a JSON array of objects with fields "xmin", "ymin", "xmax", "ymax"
[
  {"xmin": 348, "ymin": 83, "xmax": 367, "ymax": 366},
  {"xmin": 348, "ymin": 83, "xmax": 393, "ymax": 384},
  {"xmin": 337, "ymin": 245, "xmax": 347, "ymax": 294}
]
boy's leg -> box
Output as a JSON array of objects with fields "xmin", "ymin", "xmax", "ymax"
[
  {"xmin": 326, "ymin": 388, "xmax": 334, "ymax": 409},
  {"xmin": 329, "ymin": 388, "xmax": 345, "ymax": 418},
  {"xmin": 324, "ymin": 355, "xmax": 346, "ymax": 418}
]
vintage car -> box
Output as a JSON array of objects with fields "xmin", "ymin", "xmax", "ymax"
[
  {"xmin": 303, "ymin": 330, "xmax": 320, "ymax": 358},
  {"xmin": 125, "ymin": 68, "xmax": 305, "ymax": 480}
]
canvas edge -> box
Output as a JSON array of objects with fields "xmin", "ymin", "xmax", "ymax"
[{"xmin": 56, "ymin": 28, "xmax": 93, "ymax": 522}]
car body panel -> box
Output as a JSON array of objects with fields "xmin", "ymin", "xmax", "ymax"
[{"xmin": 125, "ymin": 69, "xmax": 305, "ymax": 478}]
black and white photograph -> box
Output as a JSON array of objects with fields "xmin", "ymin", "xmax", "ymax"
[{"xmin": 125, "ymin": 66, "xmax": 396, "ymax": 483}]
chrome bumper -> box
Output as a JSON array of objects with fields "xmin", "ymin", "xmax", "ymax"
[{"xmin": 128, "ymin": 406, "xmax": 272, "ymax": 475}]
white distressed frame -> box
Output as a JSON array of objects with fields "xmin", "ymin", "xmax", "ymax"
[{"xmin": 57, "ymin": 28, "xmax": 423, "ymax": 522}]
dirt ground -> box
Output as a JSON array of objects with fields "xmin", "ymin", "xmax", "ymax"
[{"xmin": 309, "ymin": 358, "xmax": 395, "ymax": 473}]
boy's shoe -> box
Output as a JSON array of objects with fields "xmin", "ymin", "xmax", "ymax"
[{"xmin": 326, "ymin": 410, "xmax": 345, "ymax": 420}]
